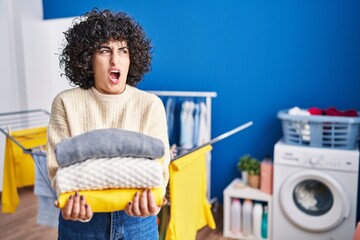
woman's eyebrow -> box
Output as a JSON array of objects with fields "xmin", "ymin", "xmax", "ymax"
[{"xmin": 98, "ymin": 45, "xmax": 111, "ymax": 50}]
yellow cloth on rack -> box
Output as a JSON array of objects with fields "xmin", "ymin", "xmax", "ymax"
[
  {"xmin": 57, "ymin": 187, "xmax": 164, "ymax": 212},
  {"xmin": 165, "ymin": 145, "xmax": 216, "ymax": 240},
  {"xmin": 2, "ymin": 127, "xmax": 47, "ymax": 213}
]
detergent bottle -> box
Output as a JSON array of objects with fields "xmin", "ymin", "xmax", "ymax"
[{"xmin": 230, "ymin": 198, "xmax": 241, "ymax": 234}]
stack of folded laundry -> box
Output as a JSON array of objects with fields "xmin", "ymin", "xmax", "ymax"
[{"xmin": 54, "ymin": 128, "xmax": 165, "ymax": 212}]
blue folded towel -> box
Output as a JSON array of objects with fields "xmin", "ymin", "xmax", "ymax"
[{"xmin": 55, "ymin": 128, "xmax": 165, "ymax": 167}]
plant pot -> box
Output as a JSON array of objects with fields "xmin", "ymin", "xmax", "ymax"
[
  {"xmin": 241, "ymin": 171, "xmax": 248, "ymax": 185},
  {"xmin": 248, "ymin": 174, "xmax": 260, "ymax": 188}
]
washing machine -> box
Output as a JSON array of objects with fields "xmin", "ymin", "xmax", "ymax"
[{"xmin": 272, "ymin": 140, "xmax": 359, "ymax": 240}]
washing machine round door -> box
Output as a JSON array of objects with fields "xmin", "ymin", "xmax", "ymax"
[{"xmin": 280, "ymin": 170, "xmax": 350, "ymax": 232}]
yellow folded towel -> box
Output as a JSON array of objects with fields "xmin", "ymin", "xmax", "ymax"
[{"xmin": 57, "ymin": 187, "xmax": 164, "ymax": 212}]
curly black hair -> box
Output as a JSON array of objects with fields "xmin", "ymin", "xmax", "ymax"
[{"xmin": 59, "ymin": 9, "xmax": 152, "ymax": 89}]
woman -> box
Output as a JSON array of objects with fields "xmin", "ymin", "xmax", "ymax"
[{"xmin": 47, "ymin": 9, "xmax": 170, "ymax": 239}]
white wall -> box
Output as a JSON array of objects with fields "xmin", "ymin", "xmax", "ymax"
[
  {"xmin": 17, "ymin": 0, "xmax": 72, "ymax": 111},
  {"xmin": 0, "ymin": 1, "xmax": 22, "ymax": 112},
  {"xmin": 0, "ymin": 0, "xmax": 73, "ymax": 191},
  {"xmin": 0, "ymin": 0, "xmax": 23, "ymax": 192}
]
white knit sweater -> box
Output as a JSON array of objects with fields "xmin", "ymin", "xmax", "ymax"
[{"xmin": 46, "ymin": 85, "xmax": 170, "ymax": 194}]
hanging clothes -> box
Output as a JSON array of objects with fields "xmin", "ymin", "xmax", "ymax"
[
  {"xmin": 32, "ymin": 150, "xmax": 59, "ymax": 228},
  {"xmin": 165, "ymin": 145, "xmax": 216, "ymax": 240},
  {"xmin": 161, "ymin": 96, "xmax": 210, "ymax": 150},
  {"xmin": 165, "ymin": 97, "xmax": 176, "ymax": 144},
  {"xmin": 197, "ymin": 102, "xmax": 210, "ymax": 145},
  {"xmin": 179, "ymin": 101, "xmax": 195, "ymax": 150},
  {"xmin": 2, "ymin": 127, "xmax": 47, "ymax": 213},
  {"xmin": 192, "ymin": 102, "xmax": 201, "ymax": 145},
  {"xmin": 151, "ymin": 91, "xmax": 218, "ymax": 240}
]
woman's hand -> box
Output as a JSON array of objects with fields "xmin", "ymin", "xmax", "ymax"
[
  {"xmin": 125, "ymin": 189, "xmax": 167, "ymax": 217},
  {"xmin": 54, "ymin": 191, "xmax": 93, "ymax": 222}
]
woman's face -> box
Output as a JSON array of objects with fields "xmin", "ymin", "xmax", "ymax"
[{"xmin": 92, "ymin": 40, "xmax": 130, "ymax": 94}]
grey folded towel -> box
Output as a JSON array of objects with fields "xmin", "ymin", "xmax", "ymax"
[{"xmin": 55, "ymin": 128, "xmax": 165, "ymax": 167}]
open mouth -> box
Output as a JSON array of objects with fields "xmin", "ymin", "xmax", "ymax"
[{"xmin": 109, "ymin": 69, "xmax": 120, "ymax": 83}]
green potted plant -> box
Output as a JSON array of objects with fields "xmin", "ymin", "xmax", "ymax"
[
  {"xmin": 247, "ymin": 158, "xmax": 260, "ymax": 188},
  {"xmin": 237, "ymin": 154, "xmax": 260, "ymax": 188}
]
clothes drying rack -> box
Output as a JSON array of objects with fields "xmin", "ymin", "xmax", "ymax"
[
  {"xmin": 149, "ymin": 90, "xmax": 217, "ymax": 201},
  {"xmin": 0, "ymin": 109, "xmax": 56, "ymax": 198},
  {"xmin": 157, "ymin": 121, "xmax": 253, "ymax": 240}
]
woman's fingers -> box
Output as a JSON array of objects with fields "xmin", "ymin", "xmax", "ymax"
[
  {"xmin": 62, "ymin": 194, "xmax": 74, "ymax": 219},
  {"xmin": 125, "ymin": 189, "xmax": 166, "ymax": 217},
  {"xmin": 147, "ymin": 189, "xmax": 158, "ymax": 214},
  {"xmin": 85, "ymin": 203, "xmax": 93, "ymax": 220},
  {"xmin": 60, "ymin": 189, "xmax": 166, "ymax": 219},
  {"xmin": 131, "ymin": 191, "xmax": 141, "ymax": 215},
  {"xmin": 60, "ymin": 191, "xmax": 93, "ymax": 221},
  {"xmin": 126, "ymin": 190, "xmax": 150, "ymax": 216},
  {"xmin": 125, "ymin": 200, "xmax": 133, "ymax": 215},
  {"xmin": 140, "ymin": 189, "xmax": 150, "ymax": 215},
  {"xmin": 78, "ymin": 194, "xmax": 87, "ymax": 220},
  {"xmin": 70, "ymin": 191, "xmax": 81, "ymax": 218}
]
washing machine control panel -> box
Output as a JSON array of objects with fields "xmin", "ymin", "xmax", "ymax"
[
  {"xmin": 309, "ymin": 156, "xmax": 320, "ymax": 165},
  {"xmin": 304, "ymin": 155, "xmax": 343, "ymax": 169},
  {"xmin": 275, "ymin": 144, "xmax": 358, "ymax": 172}
]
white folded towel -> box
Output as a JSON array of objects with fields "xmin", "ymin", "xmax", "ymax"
[{"xmin": 56, "ymin": 157, "xmax": 163, "ymax": 194}]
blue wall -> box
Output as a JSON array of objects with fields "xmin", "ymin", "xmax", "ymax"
[{"xmin": 43, "ymin": 0, "xmax": 360, "ymax": 202}]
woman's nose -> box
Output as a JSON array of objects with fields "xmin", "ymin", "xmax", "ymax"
[{"xmin": 110, "ymin": 53, "xmax": 120, "ymax": 64}]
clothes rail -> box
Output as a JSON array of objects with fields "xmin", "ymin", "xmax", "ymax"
[
  {"xmin": 173, "ymin": 121, "xmax": 253, "ymax": 160},
  {"xmin": 149, "ymin": 91, "xmax": 217, "ymax": 136},
  {"xmin": 149, "ymin": 90, "xmax": 217, "ymax": 97}
]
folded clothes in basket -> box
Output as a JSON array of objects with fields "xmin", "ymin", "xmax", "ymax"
[
  {"xmin": 279, "ymin": 107, "xmax": 360, "ymax": 149},
  {"xmin": 55, "ymin": 128, "xmax": 165, "ymax": 167},
  {"xmin": 288, "ymin": 107, "xmax": 311, "ymax": 142},
  {"xmin": 309, "ymin": 107, "xmax": 358, "ymax": 117}
]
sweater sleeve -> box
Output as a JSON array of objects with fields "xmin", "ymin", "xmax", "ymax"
[
  {"xmin": 145, "ymin": 96, "xmax": 171, "ymax": 195},
  {"xmin": 46, "ymin": 94, "xmax": 71, "ymax": 188}
]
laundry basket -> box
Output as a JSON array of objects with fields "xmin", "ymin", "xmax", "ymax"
[{"xmin": 278, "ymin": 109, "xmax": 360, "ymax": 149}]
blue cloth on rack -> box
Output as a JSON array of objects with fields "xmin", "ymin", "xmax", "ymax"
[
  {"xmin": 32, "ymin": 150, "xmax": 59, "ymax": 228},
  {"xmin": 55, "ymin": 128, "xmax": 165, "ymax": 167},
  {"xmin": 166, "ymin": 97, "xmax": 176, "ymax": 145}
]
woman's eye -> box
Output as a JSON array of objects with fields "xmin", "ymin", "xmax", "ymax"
[
  {"xmin": 119, "ymin": 48, "xmax": 129, "ymax": 54},
  {"xmin": 99, "ymin": 49, "xmax": 111, "ymax": 54}
]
